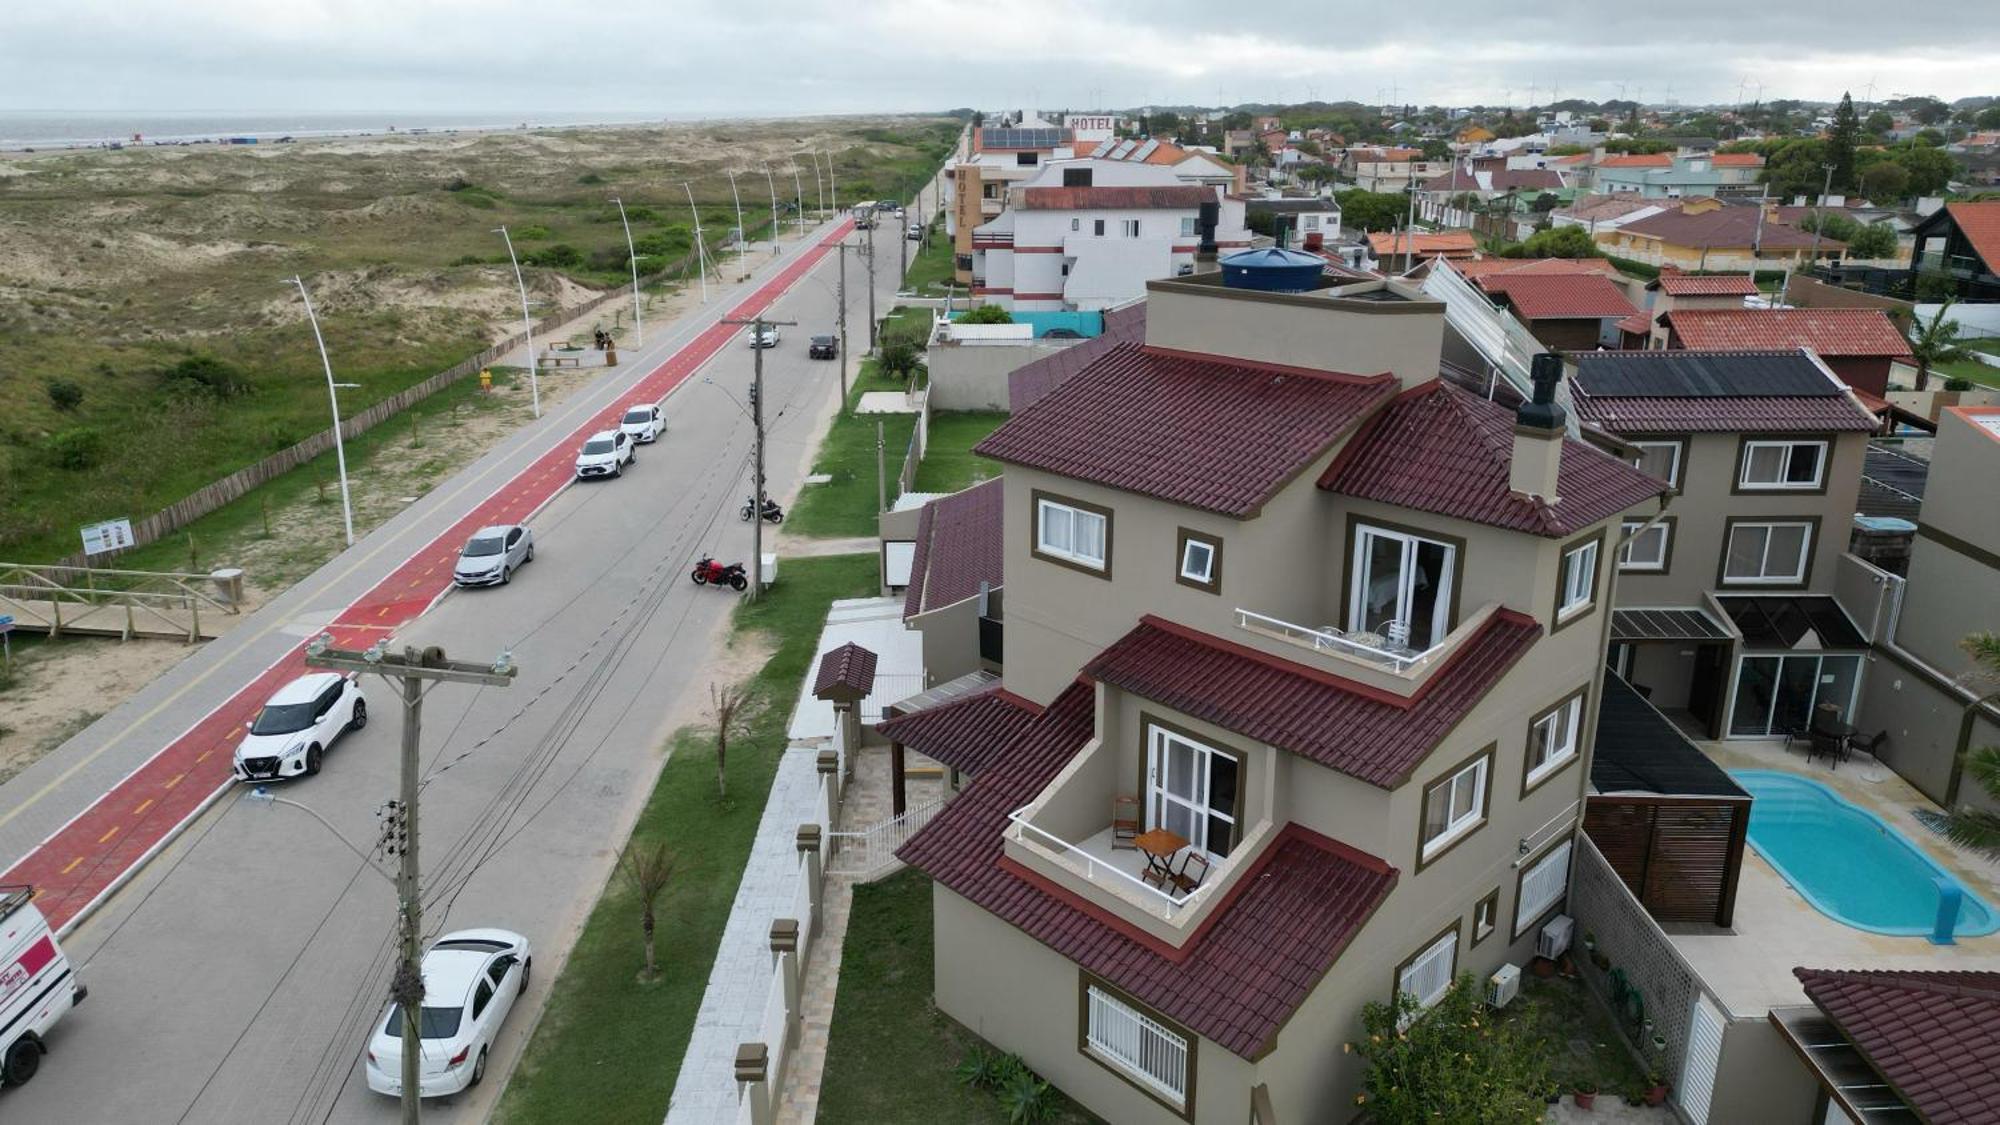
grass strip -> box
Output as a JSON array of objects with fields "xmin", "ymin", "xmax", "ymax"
[{"xmin": 782, "ymin": 361, "xmax": 917, "ymax": 538}]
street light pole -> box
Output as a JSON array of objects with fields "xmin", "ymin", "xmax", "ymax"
[
  {"xmin": 810, "ymin": 152, "xmax": 824, "ymax": 218},
  {"xmin": 289, "ymin": 276, "xmax": 355, "ymax": 547},
  {"xmin": 720, "ymin": 316, "xmax": 796, "ymax": 600},
  {"xmin": 764, "ymin": 166, "xmax": 781, "ymax": 254},
  {"xmin": 610, "ymin": 196, "xmax": 644, "ymax": 346},
  {"xmin": 301, "ymin": 635, "xmax": 517, "ymax": 1125},
  {"xmin": 492, "ymin": 227, "xmax": 541, "ymax": 418},
  {"xmin": 682, "ymin": 183, "xmax": 710, "ymax": 304},
  {"xmin": 791, "ymin": 163, "xmax": 806, "ymax": 233},
  {"xmin": 727, "ymin": 170, "xmax": 747, "ymax": 278},
  {"xmin": 862, "ymin": 223, "xmax": 878, "ymax": 351}
]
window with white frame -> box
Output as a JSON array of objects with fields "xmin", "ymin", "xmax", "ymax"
[
  {"xmin": 1722, "ymin": 521, "xmax": 1812, "ymax": 584},
  {"xmin": 1558, "ymin": 539, "xmax": 1600, "ymax": 620},
  {"xmin": 1738, "ymin": 439, "xmax": 1826, "ymax": 490},
  {"xmin": 1619, "ymin": 519, "xmax": 1670, "ymax": 571},
  {"xmin": 1627, "ymin": 441, "xmax": 1683, "ymax": 489},
  {"xmin": 1121, "ymin": 218, "xmax": 1141, "ymax": 237},
  {"xmin": 1514, "ymin": 838, "xmax": 1574, "ymax": 936},
  {"xmin": 1350, "ymin": 524, "xmax": 1457, "ymax": 650},
  {"xmin": 1177, "ymin": 532, "xmax": 1219, "ymax": 590},
  {"xmin": 1084, "ymin": 983, "xmax": 1189, "ymax": 1107},
  {"xmin": 1420, "ymin": 752, "xmax": 1489, "ymax": 860},
  {"xmin": 1179, "ymin": 215, "xmax": 1197, "ymax": 237},
  {"xmin": 1035, "ymin": 497, "xmax": 1108, "ymax": 571},
  {"xmin": 1396, "ymin": 927, "xmax": 1459, "ymax": 1013},
  {"xmin": 1302, "ymin": 214, "xmax": 1322, "ymax": 231},
  {"xmin": 1527, "ymin": 692, "xmax": 1584, "ymax": 787},
  {"xmin": 1473, "ymin": 891, "xmax": 1499, "ymax": 944},
  {"xmin": 1147, "ymin": 725, "xmax": 1239, "ymax": 858}
]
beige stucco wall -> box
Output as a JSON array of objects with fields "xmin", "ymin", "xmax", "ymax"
[
  {"xmin": 1142, "ymin": 276, "xmax": 1446, "ymax": 388},
  {"xmin": 911, "ymin": 596, "xmax": 983, "ymax": 687},
  {"xmin": 1897, "ymin": 410, "xmax": 2000, "ymax": 672},
  {"xmin": 1703, "ymin": 1017, "xmax": 1822, "ymax": 1124},
  {"xmin": 928, "ymin": 338, "xmax": 1073, "ymax": 411}
]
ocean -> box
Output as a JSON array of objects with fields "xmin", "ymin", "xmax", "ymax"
[{"xmin": 0, "ymin": 110, "xmax": 679, "ymax": 151}]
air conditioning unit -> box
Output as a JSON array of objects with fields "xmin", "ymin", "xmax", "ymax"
[
  {"xmin": 1537, "ymin": 914, "xmax": 1575, "ymax": 961},
  {"xmin": 1487, "ymin": 963, "xmax": 1522, "ymax": 1009}
]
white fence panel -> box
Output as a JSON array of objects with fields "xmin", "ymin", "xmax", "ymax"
[{"xmin": 826, "ymin": 796, "xmax": 945, "ymax": 879}]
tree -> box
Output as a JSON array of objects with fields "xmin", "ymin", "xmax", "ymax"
[
  {"xmin": 616, "ymin": 839, "xmax": 677, "ymax": 980},
  {"xmin": 1519, "ymin": 225, "xmax": 1602, "ymax": 259},
  {"xmin": 1908, "ymin": 301, "xmax": 1973, "ymax": 391},
  {"xmin": 1940, "ymin": 633, "xmax": 2000, "ymax": 858},
  {"xmin": 1828, "ymin": 92, "xmax": 1861, "ymax": 191},
  {"xmin": 1845, "ymin": 222, "xmax": 1899, "ymax": 260},
  {"xmin": 1860, "ymin": 160, "xmax": 1911, "ymax": 202},
  {"xmin": 1910, "ymin": 98, "xmax": 1951, "ymax": 126},
  {"xmin": 1890, "ymin": 143, "xmax": 1959, "ymax": 196},
  {"xmin": 1350, "ymin": 974, "xmax": 1551, "ymax": 1124},
  {"xmin": 1332, "ymin": 189, "xmax": 1409, "ymax": 232},
  {"xmin": 1762, "ymin": 138, "xmax": 1833, "ymax": 200},
  {"xmin": 958, "ymin": 304, "xmax": 1013, "ymax": 324},
  {"xmin": 1864, "ymin": 110, "xmax": 1896, "ymax": 137},
  {"xmin": 1978, "ymin": 106, "xmax": 2000, "ymax": 130},
  {"xmin": 45, "ymin": 379, "xmax": 83, "ymax": 412},
  {"xmin": 46, "ymin": 427, "xmax": 102, "ymax": 470},
  {"xmin": 708, "ymin": 682, "xmax": 755, "ymax": 799},
  {"xmin": 877, "ymin": 335, "xmax": 924, "ymax": 384}
]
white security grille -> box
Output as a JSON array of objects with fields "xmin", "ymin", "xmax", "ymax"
[
  {"xmin": 1515, "ymin": 839, "xmax": 1574, "ymax": 936},
  {"xmin": 1086, "ymin": 985, "xmax": 1188, "ymax": 1105},
  {"xmin": 1398, "ymin": 929, "xmax": 1459, "ymax": 1010},
  {"xmin": 1679, "ymin": 995, "xmax": 1726, "ymax": 1123}
]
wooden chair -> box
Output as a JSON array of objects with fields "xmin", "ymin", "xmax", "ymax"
[
  {"xmin": 1170, "ymin": 851, "xmax": 1211, "ymax": 894},
  {"xmin": 1111, "ymin": 796, "xmax": 1142, "ymax": 850}
]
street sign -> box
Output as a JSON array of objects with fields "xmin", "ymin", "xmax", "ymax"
[{"xmin": 80, "ymin": 518, "xmax": 135, "ymax": 557}]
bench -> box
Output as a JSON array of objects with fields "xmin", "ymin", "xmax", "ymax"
[{"xmin": 538, "ymin": 352, "xmax": 588, "ymax": 369}]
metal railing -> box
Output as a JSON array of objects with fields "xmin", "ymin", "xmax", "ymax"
[
  {"xmin": 826, "ymin": 797, "xmax": 944, "ymax": 879},
  {"xmin": 1005, "ymin": 808, "xmax": 1218, "ymax": 912},
  {"xmin": 1233, "ymin": 608, "xmax": 1436, "ymax": 673}
]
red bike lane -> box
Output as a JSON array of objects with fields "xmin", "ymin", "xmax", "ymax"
[{"xmin": 6, "ymin": 220, "xmax": 856, "ymax": 933}]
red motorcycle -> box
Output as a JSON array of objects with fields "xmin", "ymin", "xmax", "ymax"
[{"xmin": 690, "ymin": 555, "xmax": 748, "ymax": 591}]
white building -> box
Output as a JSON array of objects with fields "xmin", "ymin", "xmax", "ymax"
[{"xmin": 970, "ymin": 158, "xmax": 1250, "ymax": 312}]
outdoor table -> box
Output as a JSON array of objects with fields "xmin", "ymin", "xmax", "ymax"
[{"xmin": 1134, "ymin": 828, "xmax": 1189, "ymax": 886}]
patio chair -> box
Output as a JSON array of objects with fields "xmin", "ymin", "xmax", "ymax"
[
  {"xmin": 1170, "ymin": 851, "xmax": 1211, "ymax": 894},
  {"xmin": 1847, "ymin": 729, "xmax": 1889, "ymax": 760},
  {"xmin": 1111, "ymin": 796, "xmax": 1142, "ymax": 850},
  {"xmin": 1808, "ymin": 728, "xmax": 1847, "ymax": 770}
]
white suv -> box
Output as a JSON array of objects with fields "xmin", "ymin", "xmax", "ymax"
[
  {"xmin": 574, "ymin": 429, "xmax": 634, "ymax": 479},
  {"xmin": 619, "ymin": 403, "xmax": 663, "ymax": 443},
  {"xmin": 234, "ymin": 672, "xmax": 367, "ymax": 781}
]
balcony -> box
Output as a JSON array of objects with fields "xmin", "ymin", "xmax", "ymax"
[{"xmin": 1232, "ymin": 602, "xmax": 1504, "ymax": 697}]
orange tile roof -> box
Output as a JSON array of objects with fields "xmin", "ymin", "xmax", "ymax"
[
  {"xmin": 1661, "ymin": 308, "xmax": 1913, "ymax": 358},
  {"xmin": 1451, "ymin": 257, "xmax": 1623, "ymax": 280},
  {"xmin": 1944, "ymin": 201, "xmax": 2000, "ymax": 272},
  {"xmin": 1598, "ymin": 153, "xmax": 1673, "ymax": 168},
  {"xmin": 1368, "ymin": 230, "xmax": 1478, "ymax": 256},
  {"xmin": 1479, "ymin": 273, "xmax": 1641, "ymax": 320},
  {"xmin": 1711, "ymin": 152, "xmax": 1765, "ymax": 167}
]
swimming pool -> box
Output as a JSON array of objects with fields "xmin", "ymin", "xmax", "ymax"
[{"xmin": 1733, "ymin": 770, "xmax": 1998, "ymax": 937}]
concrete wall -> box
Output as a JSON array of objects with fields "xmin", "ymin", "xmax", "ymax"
[
  {"xmin": 927, "ymin": 338, "xmax": 1074, "ymax": 411},
  {"xmin": 911, "ymin": 597, "xmax": 983, "ymax": 687},
  {"xmin": 1707, "ymin": 1017, "xmax": 1822, "ymax": 1124},
  {"xmin": 1142, "ymin": 276, "xmax": 1445, "ymax": 388}
]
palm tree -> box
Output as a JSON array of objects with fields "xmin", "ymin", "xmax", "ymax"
[
  {"xmin": 1908, "ymin": 300, "xmax": 1973, "ymax": 392},
  {"xmin": 617, "ymin": 839, "xmax": 677, "ymax": 980},
  {"xmin": 709, "ymin": 681, "xmax": 755, "ymax": 799},
  {"xmin": 1941, "ymin": 632, "xmax": 2000, "ymax": 857}
]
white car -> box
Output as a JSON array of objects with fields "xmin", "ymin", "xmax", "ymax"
[
  {"xmin": 234, "ymin": 672, "xmax": 366, "ymax": 782},
  {"xmin": 453, "ymin": 524, "xmax": 533, "ymax": 587},
  {"xmin": 745, "ymin": 325, "xmax": 780, "ymax": 349},
  {"xmin": 619, "ymin": 402, "xmax": 663, "ymax": 443},
  {"xmin": 365, "ymin": 929, "xmax": 532, "ymax": 1099},
  {"xmin": 574, "ymin": 429, "xmax": 634, "ymax": 479}
]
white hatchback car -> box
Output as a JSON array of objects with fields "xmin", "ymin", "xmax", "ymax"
[
  {"xmin": 574, "ymin": 429, "xmax": 634, "ymax": 479},
  {"xmin": 619, "ymin": 402, "xmax": 663, "ymax": 444},
  {"xmin": 234, "ymin": 672, "xmax": 366, "ymax": 782},
  {"xmin": 365, "ymin": 929, "xmax": 532, "ymax": 1099}
]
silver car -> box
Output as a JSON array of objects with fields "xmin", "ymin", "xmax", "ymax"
[{"xmin": 453, "ymin": 524, "xmax": 533, "ymax": 586}]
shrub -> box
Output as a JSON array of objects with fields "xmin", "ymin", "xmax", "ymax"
[
  {"xmin": 158, "ymin": 354, "xmax": 250, "ymax": 400},
  {"xmin": 1945, "ymin": 376, "xmax": 1975, "ymax": 392},
  {"xmin": 529, "ymin": 243, "xmax": 584, "ymax": 268},
  {"xmin": 577, "ymin": 171, "xmax": 606, "ymax": 185},
  {"xmin": 1351, "ymin": 973, "xmax": 1551, "ymax": 1124},
  {"xmin": 514, "ymin": 224, "xmax": 552, "ymax": 241},
  {"xmin": 995, "ymin": 1069, "xmax": 1056, "ymax": 1124},
  {"xmin": 958, "ymin": 304, "xmax": 1014, "ymax": 324},
  {"xmin": 46, "ymin": 379, "xmax": 84, "ymax": 412},
  {"xmin": 47, "ymin": 427, "xmax": 102, "ymax": 470},
  {"xmin": 877, "ymin": 337, "xmax": 924, "ymax": 384},
  {"xmin": 1518, "ymin": 225, "xmax": 1602, "ymax": 259},
  {"xmin": 955, "ymin": 1045, "xmax": 1005, "ymax": 1090}
]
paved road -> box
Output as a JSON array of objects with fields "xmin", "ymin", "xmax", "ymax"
[{"xmin": 0, "ymin": 207, "xmax": 916, "ymax": 1123}]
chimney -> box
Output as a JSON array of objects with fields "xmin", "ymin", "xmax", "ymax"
[{"xmin": 1510, "ymin": 353, "xmax": 1566, "ymax": 502}]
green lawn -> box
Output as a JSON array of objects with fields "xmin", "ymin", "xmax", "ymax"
[
  {"xmin": 1932, "ymin": 354, "xmax": 2000, "ymax": 389},
  {"xmin": 901, "ymin": 218, "xmax": 955, "ymax": 296},
  {"xmin": 496, "ymin": 553, "xmax": 878, "ymax": 1125},
  {"xmin": 913, "ymin": 411, "xmax": 1006, "ymax": 492},
  {"xmin": 1502, "ymin": 972, "xmax": 1655, "ymax": 1103},
  {"xmin": 816, "ymin": 869, "xmax": 1100, "ymax": 1125},
  {"xmin": 784, "ymin": 361, "xmax": 919, "ymax": 538}
]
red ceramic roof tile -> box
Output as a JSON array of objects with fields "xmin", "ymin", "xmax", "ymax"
[
  {"xmin": 1619, "ymin": 206, "xmax": 1831, "ymax": 250},
  {"xmin": 1319, "ymin": 381, "xmax": 1668, "ymax": 537},
  {"xmin": 1653, "ymin": 273, "xmax": 1760, "ymax": 296},
  {"xmin": 812, "ymin": 642, "xmax": 877, "ymax": 699},
  {"xmin": 1710, "ymin": 152, "xmax": 1766, "ymax": 167},
  {"xmin": 1479, "ymin": 273, "xmax": 1641, "ymax": 320},
  {"xmin": 876, "ymin": 682, "xmax": 1039, "ymax": 775},
  {"xmin": 904, "ymin": 479, "xmax": 1005, "ymax": 618},
  {"xmin": 1083, "ymin": 612, "xmax": 1541, "ymax": 788},
  {"xmin": 1795, "ymin": 968, "xmax": 2000, "ymax": 1124},
  {"xmin": 1662, "ymin": 308, "xmax": 1912, "ymax": 357},
  {"xmin": 1449, "ymin": 257, "xmax": 1623, "ymax": 280},
  {"xmin": 1615, "ymin": 312, "xmax": 1654, "ymax": 336},
  {"xmin": 897, "ymin": 683, "xmax": 1399, "ymax": 1059},
  {"xmin": 1597, "ymin": 153, "xmax": 1674, "ymax": 168},
  {"xmin": 977, "ymin": 343, "xmax": 1395, "ymax": 517},
  {"xmin": 1019, "ymin": 185, "xmax": 1214, "ymax": 211},
  {"xmin": 1368, "ymin": 230, "xmax": 1479, "ymax": 256},
  {"xmin": 1007, "ymin": 303, "xmax": 1148, "ymax": 414},
  {"xmin": 1946, "ymin": 201, "xmax": 2000, "ymax": 272}
]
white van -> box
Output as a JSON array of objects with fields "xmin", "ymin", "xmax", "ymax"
[{"xmin": 0, "ymin": 886, "xmax": 85, "ymax": 1089}]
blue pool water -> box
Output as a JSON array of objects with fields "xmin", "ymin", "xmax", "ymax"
[{"xmin": 1733, "ymin": 770, "xmax": 1998, "ymax": 937}]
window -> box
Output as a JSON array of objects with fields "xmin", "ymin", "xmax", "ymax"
[
  {"xmin": 1420, "ymin": 750, "xmax": 1490, "ymax": 863},
  {"xmin": 1558, "ymin": 538, "xmax": 1600, "ymax": 621},
  {"xmin": 1618, "ymin": 519, "xmax": 1671, "ymax": 572},
  {"xmin": 1016, "ymin": 151, "xmax": 1038, "ymax": 166},
  {"xmin": 1034, "ymin": 494, "xmax": 1109, "ymax": 572},
  {"xmin": 1396, "ymin": 926, "xmax": 1460, "ymax": 1014},
  {"xmin": 1738, "ymin": 439, "xmax": 1826, "ymax": 490},
  {"xmin": 487, "ymin": 955, "xmax": 515, "ymax": 986},
  {"xmin": 1350, "ymin": 524, "xmax": 1458, "ymax": 651},
  {"xmin": 1175, "ymin": 529, "xmax": 1220, "ymax": 592},
  {"xmin": 1146, "ymin": 724, "xmax": 1239, "ymax": 859},
  {"xmin": 471, "ymin": 980, "xmax": 494, "ymax": 1020},
  {"xmin": 1121, "ymin": 218, "xmax": 1141, "ymax": 237},
  {"xmin": 1070, "ymin": 217, "xmax": 1080, "ymax": 231},
  {"xmin": 1063, "ymin": 167, "xmax": 1092, "ymax": 188},
  {"xmin": 1083, "ymin": 982, "xmax": 1190, "ymax": 1108},
  {"xmin": 1722, "ymin": 520, "xmax": 1813, "ymax": 585},
  {"xmin": 1514, "ymin": 838, "xmax": 1573, "ymax": 936},
  {"xmin": 1179, "ymin": 216, "xmax": 1197, "ymax": 237},
  {"xmin": 1302, "ymin": 214, "xmax": 1321, "ymax": 231},
  {"xmin": 1093, "ymin": 218, "xmax": 1106, "ymax": 236},
  {"xmin": 1627, "ymin": 440, "xmax": 1683, "ymax": 489},
  {"xmin": 1526, "ymin": 691, "xmax": 1584, "ymax": 789},
  {"xmin": 1472, "ymin": 890, "xmax": 1500, "ymax": 946}
]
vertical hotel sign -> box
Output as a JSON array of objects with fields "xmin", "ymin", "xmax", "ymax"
[{"xmin": 80, "ymin": 517, "xmax": 136, "ymax": 557}]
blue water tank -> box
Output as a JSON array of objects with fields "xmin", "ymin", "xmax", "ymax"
[{"xmin": 1219, "ymin": 247, "xmax": 1325, "ymax": 292}]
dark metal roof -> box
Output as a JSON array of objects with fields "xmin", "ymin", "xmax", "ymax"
[
  {"xmin": 1858, "ymin": 442, "xmax": 1930, "ymax": 521},
  {"xmin": 1592, "ymin": 673, "xmax": 1750, "ymax": 798},
  {"xmin": 1794, "ymin": 968, "xmax": 2000, "ymax": 1124},
  {"xmin": 1611, "ymin": 608, "xmax": 1733, "ymax": 642},
  {"xmin": 812, "ymin": 642, "xmax": 878, "ymax": 700},
  {"xmin": 1716, "ymin": 596, "xmax": 1868, "ymax": 650},
  {"xmin": 1572, "ymin": 349, "xmax": 1840, "ymax": 398}
]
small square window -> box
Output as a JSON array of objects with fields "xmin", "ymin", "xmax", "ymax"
[
  {"xmin": 1070, "ymin": 217, "xmax": 1080, "ymax": 231},
  {"xmin": 1093, "ymin": 218, "xmax": 1106, "ymax": 236},
  {"xmin": 1472, "ymin": 889, "xmax": 1500, "ymax": 946},
  {"xmin": 1121, "ymin": 219, "xmax": 1141, "ymax": 237},
  {"xmin": 1176, "ymin": 530, "xmax": 1220, "ymax": 591},
  {"xmin": 1179, "ymin": 216, "xmax": 1197, "ymax": 237}
]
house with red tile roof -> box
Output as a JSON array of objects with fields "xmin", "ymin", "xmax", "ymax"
[
  {"xmin": 892, "ymin": 266, "xmax": 1667, "ymax": 1124},
  {"xmin": 1476, "ymin": 271, "xmax": 1641, "ymax": 350},
  {"xmin": 1908, "ymin": 199, "xmax": 2000, "ymax": 300},
  {"xmin": 1774, "ymin": 968, "xmax": 2000, "ymax": 1123},
  {"xmin": 892, "ymin": 478, "xmax": 1005, "ymax": 684},
  {"xmin": 1657, "ymin": 306, "xmax": 1913, "ymax": 396},
  {"xmin": 1617, "ymin": 268, "xmax": 1762, "ymax": 346},
  {"xmin": 1595, "ymin": 197, "xmax": 1842, "ymax": 272}
]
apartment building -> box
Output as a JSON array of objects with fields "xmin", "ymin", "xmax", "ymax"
[
  {"xmin": 950, "ymin": 126, "xmax": 1079, "ymax": 284},
  {"xmin": 1340, "ymin": 146, "xmax": 1449, "ymax": 192},
  {"xmin": 893, "ymin": 266, "xmax": 1667, "ymax": 1124},
  {"xmin": 1567, "ymin": 349, "xmax": 1884, "ymax": 741}
]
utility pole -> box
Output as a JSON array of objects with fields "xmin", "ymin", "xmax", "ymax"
[
  {"xmin": 791, "ymin": 164, "xmax": 806, "ymax": 233},
  {"xmin": 610, "ymin": 196, "xmax": 644, "ymax": 345},
  {"xmin": 1786, "ymin": 163, "xmax": 1836, "ymax": 307},
  {"xmin": 301, "ymin": 635, "xmax": 517, "ymax": 1125},
  {"xmin": 810, "ymin": 152, "xmax": 824, "ymax": 218},
  {"xmin": 837, "ymin": 242, "xmax": 850, "ymax": 405},
  {"xmin": 876, "ymin": 419, "xmax": 887, "ymax": 515},
  {"xmin": 682, "ymin": 183, "xmax": 710, "ymax": 304},
  {"xmin": 900, "ymin": 187, "xmax": 910, "ymax": 281},
  {"xmin": 721, "ymin": 315, "xmax": 795, "ymax": 599}
]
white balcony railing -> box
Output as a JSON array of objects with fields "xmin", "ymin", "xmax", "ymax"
[
  {"xmin": 1006, "ymin": 808, "xmax": 1220, "ymax": 913},
  {"xmin": 1234, "ymin": 608, "xmax": 1439, "ymax": 673}
]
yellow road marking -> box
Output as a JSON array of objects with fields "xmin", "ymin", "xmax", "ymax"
[
  {"xmin": 134, "ymin": 798, "xmax": 154, "ymax": 816},
  {"xmin": 196, "ymin": 749, "xmax": 212, "ymax": 763},
  {"xmin": 164, "ymin": 773, "xmax": 185, "ymax": 790},
  {"xmin": 60, "ymin": 857, "xmax": 82, "ymax": 875},
  {"xmin": 98, "ymin": 827, "xmax": 119, "ymax": 844}
]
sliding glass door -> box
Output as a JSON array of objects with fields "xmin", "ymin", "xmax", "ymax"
[
  {"xmin": 1146, "ymin": 726, "xmax": 1239, "ymax": 859},
  {"xmin": 1727, "ymin": 653, "xmax": 1863, "ymax": 738},
  {"xmin": 1350, "ymin": 526, "xmax": 1456, "ymax": 650}
]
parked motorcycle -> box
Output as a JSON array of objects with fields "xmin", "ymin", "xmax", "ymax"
[
  {"xmin": 739, "ymin": 496, "xmax": 784, "ymax": 523},
  {"xmin": 690, "ymin": 555, "xmax": 749, "ymax": 591}
]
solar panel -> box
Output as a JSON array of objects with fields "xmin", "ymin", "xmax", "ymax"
[
  {"xmin": 1109, "ymin": 139, "xmax": 1137, "ymax": 160},
  {"xmin": 980, "ymin": 127, "xmax": 1064, "ymax": 149},
  {"xmin": 1089, "ymin": 139, "xmax": 1114, "ymax": 158},
  {"xmin": 1132, "ymin": 139, "xmax": 1160, "ymax": 162},
  {"xmin": 1572, "ymin": 350, "xmax": 1837, "ymax": 398}
]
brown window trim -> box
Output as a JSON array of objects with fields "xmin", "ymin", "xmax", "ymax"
[
  {"xmin": 1342, "ymin": 514, "xmax": 1468, "ymax": 638},
  {"xmin": 1414, "ymin": 743, "xmax": 1495, "ymax": 873},
  {"xmin": 1512, "ymin": 831, "xmax": 1577, "ymax": 939},
  {"xmin": 1626, "ymin": 436, "xmax": 1689, "ymax": 495},
  {"xmin": 1521, "ymin": 684, "xmax": 1590, "ymax": 798},
  {"xmin": 1174, "ymin": 527, "xmax": 1223, "ymax": 594},
  {"xmin": 1030, "ymin": 488, "xmax": 1114, "ymax": 580},
  {"xmin": 1731, "ymin": 434, "xmax": 1832, "ymax": 496},
  {"xmin": 1138, "ymin": 713, "xmax": 1249, "ymax": 858},
  {"xmin": 1471, "ymin": 888, "xmax": 1502, "ymax": 948},
  {"xmin": 1617, "ymin": 515, "xmax": 1677, "ymax": 576},
  {"xmin": 1077, "ymin": 970, "xmax": 1198, "ymax": 1119},
  {"xmin": 1389, "ymin": 918, "xmax": 1463, "ymax": 1010},
  {"xmin": 1551, "ymin": 527, "xmax": 1608, "ymax": 636},
  {"xmin": 1715, "ymin": 515, "xmax": 1822, "ymax": 591}
]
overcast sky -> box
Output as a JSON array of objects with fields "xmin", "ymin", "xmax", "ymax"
[{"xmin": 4, "ymin": 0, "xmax": 1996, "ymax": 117}]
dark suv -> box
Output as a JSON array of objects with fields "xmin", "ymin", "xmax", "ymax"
[{"xmin": 808, "ymin": 335, "xmax": 838, "ymax": 360}]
